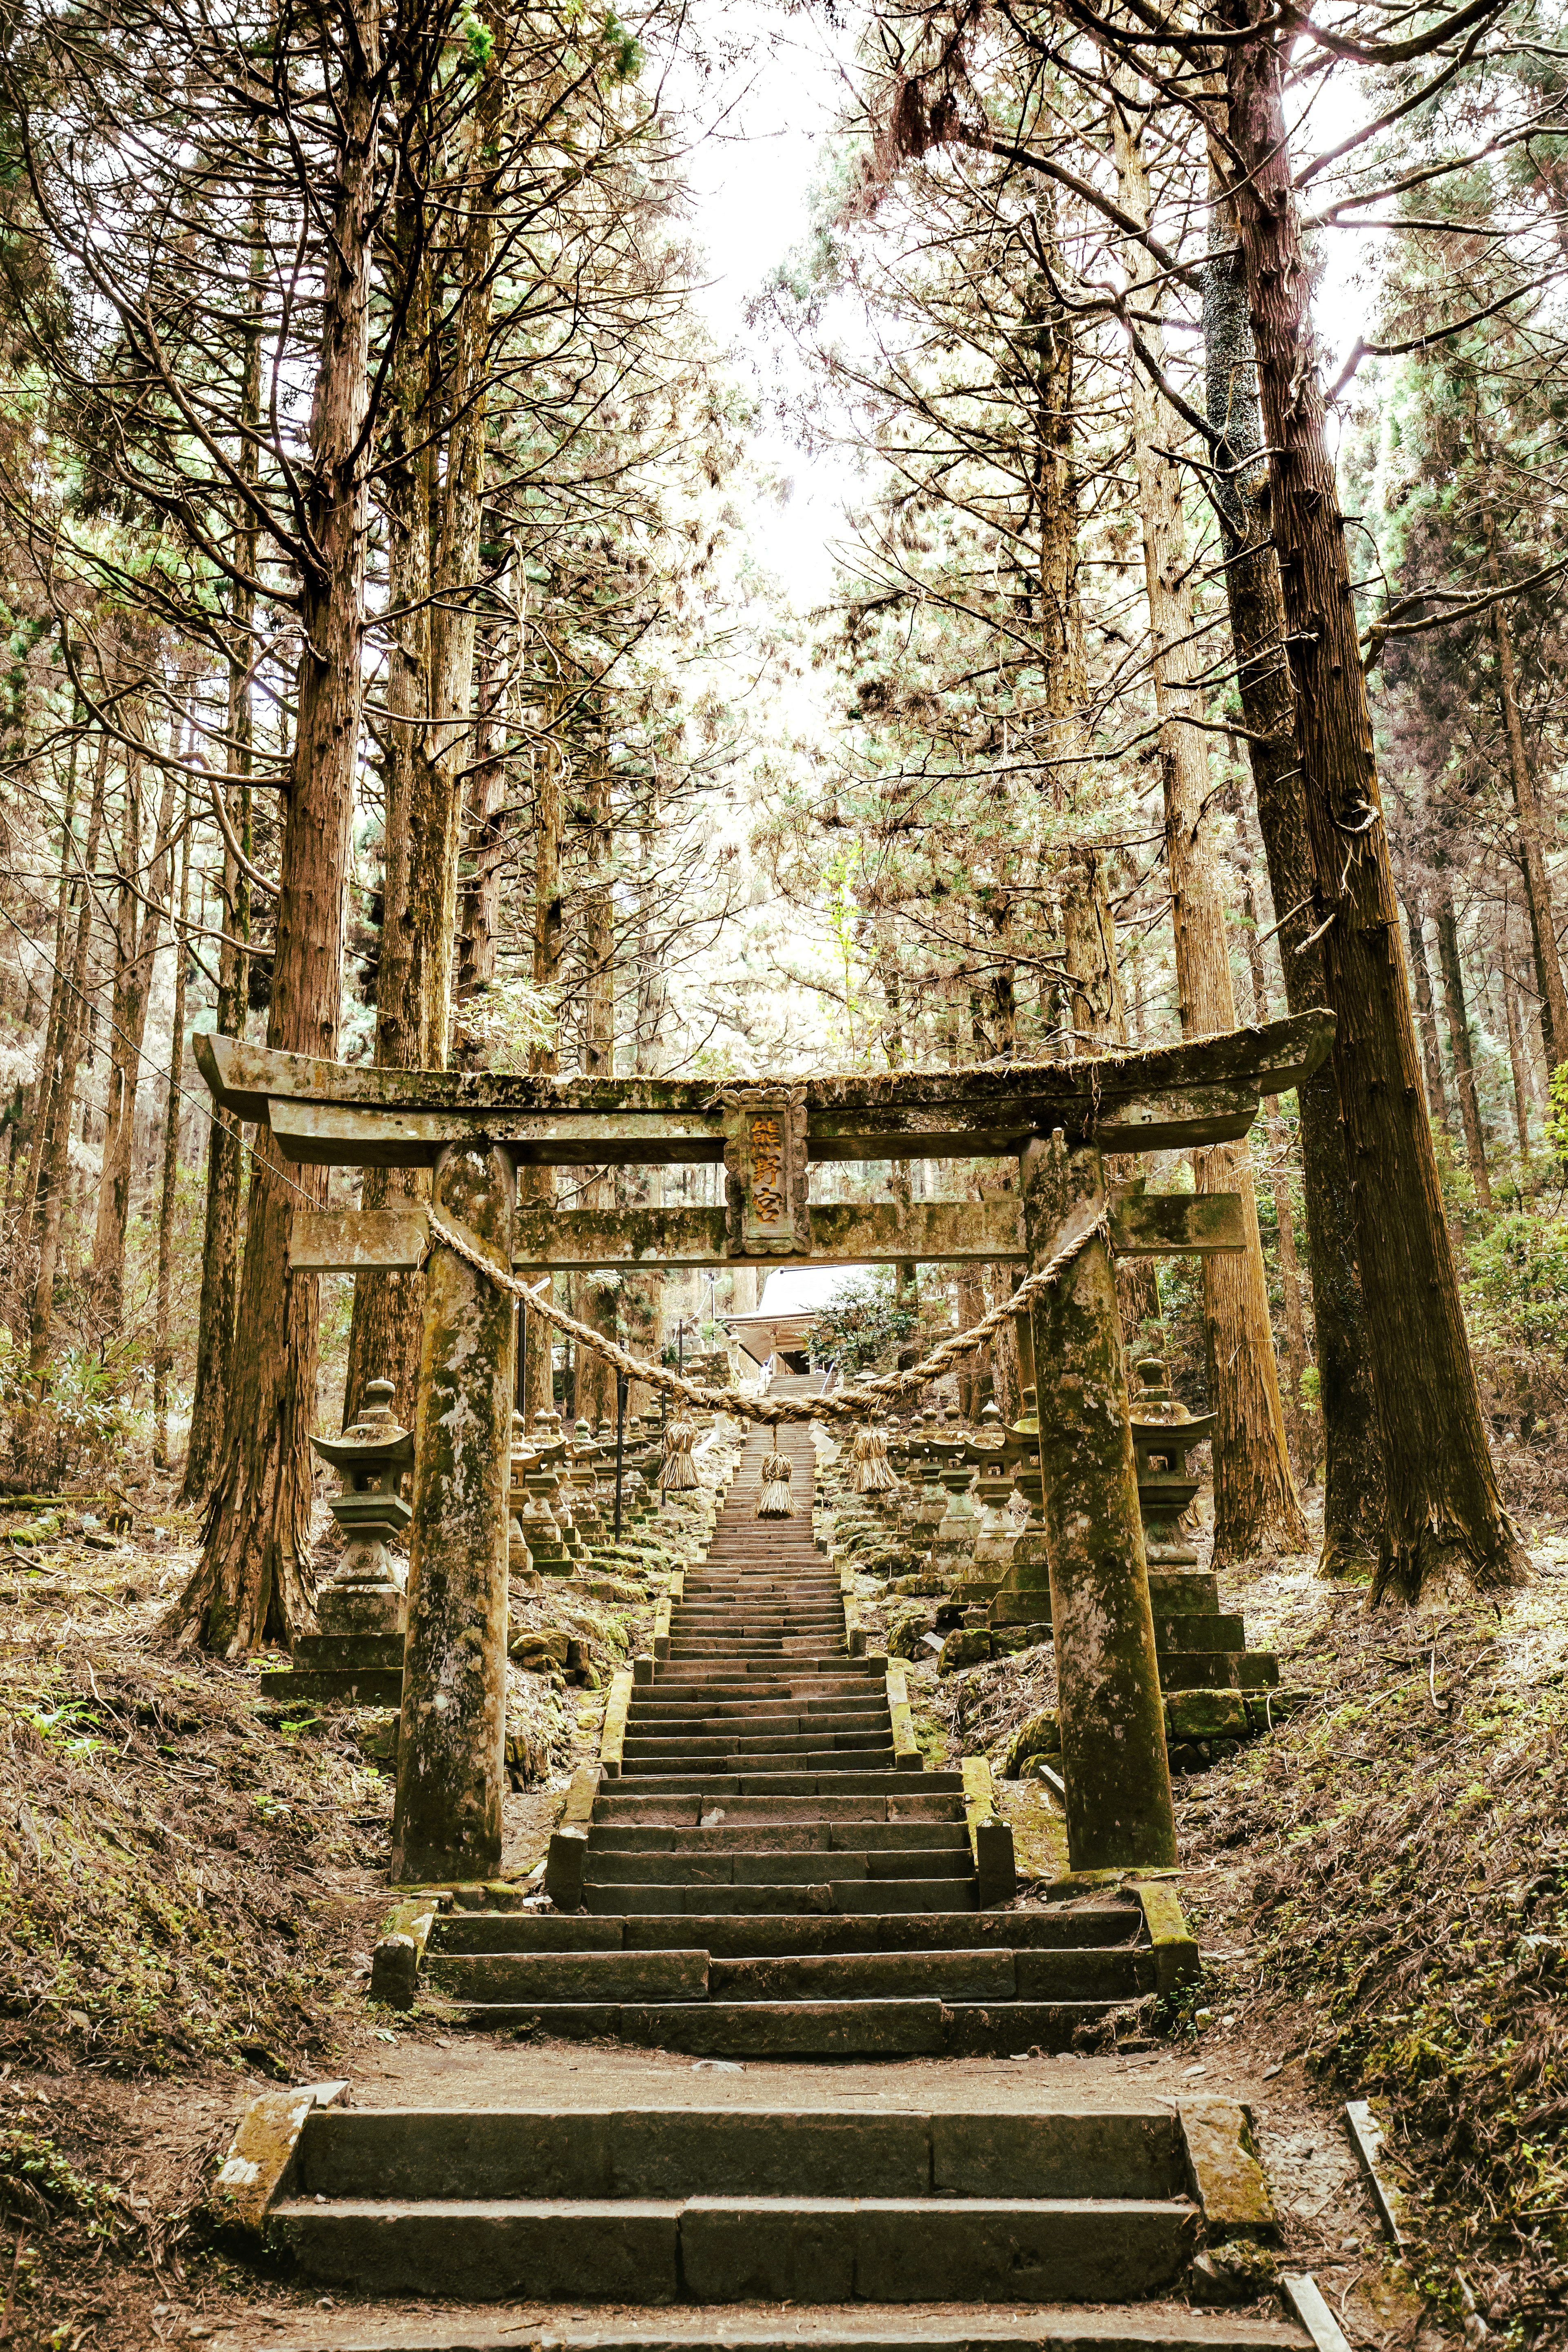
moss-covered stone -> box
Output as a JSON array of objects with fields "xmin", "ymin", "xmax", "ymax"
[{"xmin": 1003, "ymin": 1706, "xmax": 1061, "ymax": 1777}]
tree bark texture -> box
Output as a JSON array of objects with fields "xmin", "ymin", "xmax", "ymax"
[
  {"xmin": 1434, "ymin": 891, "xmax": 1492, "ymax": 1209},
  {"xmin": 1221, "ymin": 18, "xmax": 1527, "ymax": 1597},
  {"xmin": 176, "ymin": 2, "xmax": 383, "ymax": 1653},
  {"xmin": 1483, "ymin": 506, "xmax": 1568, "ymax": 1074},
  {"xmin": 1501, "ymin": 908, "xmax": 1535, "ymax": 1160},
  {"xmin": 153, "ymin": 817, "xmax": 190, "ymax": 1467},
  {"xmin": 1203, "ymin": 209, "xmax": 1385, "ymax": 1572},
  {"xmin": 184, "ymin": 228, "xmax": 261, "ymax": 1501},
  {"xmin": 25, "ymin": 734, "xmax": 109, "ymax": 1390},
  {"xmin": 91, "ymin": 736, "xmax": 177, "ymax": 1335},
  {"xmin": 1116, "ymin": 97, "xmax": 1306, "ymax": 1562},
  {"xmin": 9, "ymin": 699, "xmax": 82, "ymax": 1330},
  {"xmin": 345, "ymin": 133, "xmax": 434, "ymax": 1434},
  {"xmin": 1404, "ymin": 894, "xmax": 1452, "ymax": 1138}
]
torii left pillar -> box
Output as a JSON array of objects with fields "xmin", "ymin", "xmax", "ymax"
[{"xmin": 391, "ymin": 1142, "xmax": 516, "ymax": 1884}]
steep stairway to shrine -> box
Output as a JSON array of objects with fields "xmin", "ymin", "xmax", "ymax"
[{"xmin": 399, "ymin": 1382, "xmax": 1176, "ymax": 2059}]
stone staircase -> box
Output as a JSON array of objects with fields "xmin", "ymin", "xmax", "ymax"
[
  {"xmin": 262, "ymin": 2098, "xmax": 1274, "ymax": 2306},
  {"xmin": 374, "ymin": 1389, "xmax": 1183, "ymax": 2057},
  {"xmin": 215, "ymin": 1383, "xmax": 1310, "ymax": 2352}
]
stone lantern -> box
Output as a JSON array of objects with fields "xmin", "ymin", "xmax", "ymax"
[
  {"xmin": 261, "ymin": 1375, "xmax": 412, "ymax": 1707},
  {"xmin": 1128, "ymin": 1356, "xmax": 1216, "ymax": 1567},
  {"xmin": 311, "ymin": 1377, "xmax": 414, "ymax": 1633}
]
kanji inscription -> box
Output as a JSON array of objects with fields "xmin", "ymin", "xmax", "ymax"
[{"xmin": 722, "ymin": 1089, "xmax": 809, "ymax": 1255}]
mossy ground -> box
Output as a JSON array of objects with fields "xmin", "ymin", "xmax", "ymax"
[
  {"xmin": 824, "ymin": 1464, "xmax": 1568, "ymax": 2348},
  {"xmin": 0, "ymin": 1457, "xmax": 697, "ymax": 2348}
]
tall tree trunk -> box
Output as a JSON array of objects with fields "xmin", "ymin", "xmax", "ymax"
[
  {"xmin": 26, "ymin": 733, "xmax": 110, "ymax": 1390},
  {"xmin": 344, "ymin": 101, "xmax": 433, "ymax": 1434},
  {"xmin": 9, "ymin": 696, "xmax": 82, "ymax": 1327},
  {"xmin": 1063, "ymin": 846, "xmax": 1159, "ymax": 1333},
  {"xmin": 1241, "ymin": 877, "xmax": 1312, "ymax": 1482},
  {"xmin": 576, "ymin": 731, "xmax": 617, "ymax": 1426},
  {"xmin": 455, "ymin": 634, "xmax": 509, "ymax": 1017},
  {"xmin": 174, "ymin": 0, "xmax": 383, "ymax": 1652},
  {"xmin": 520, "ymin": 714, "xmax": 565, "ymax": 1427},
  {"xmin": 1116, "ymin": 91, "xmax": 1306, "ymax": 1561},
  {"xmin": 1403, "ymin": 893, "xmax": 1453, "ymax": 1138},
  {"xmin": 184, "ymin": 198, "xmax": 261, "ymax": 1503},
  {"xmin": 347, "ymin": 27, "xmax": 501, "ymax": 1419},
  {"xmin": 154, "ymin": 813, "xmax": 191, "ymax": 1468},
  {"xmin": 1204, "ymin": 185, "xmax": 1386, "ymax": 1573},
  {"xmin": 1434, "ymin": 890, "xmax": 1492, "ymax": 1209},
  {"xmin": 92, "ymin": 735, "xmax": 177, "ymax": 1335},
  {"xmin": 1221, "ymin": 13, "xmax": 1526, "ymax": 1597},
  {"xmin": 1501, "ymin": 906, "xmax": 1535, "ymax": 1163},
  {"xmin": 1482, "ymin": 506, "xmax": 1568, "ymax": 1075}
]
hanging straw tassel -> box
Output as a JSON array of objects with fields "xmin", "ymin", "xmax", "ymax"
[
  {"xmin": 660, "ymin": 1414, "xmax": 699, "ymax": 1492},
  {"xmin": 757, "ymin": 1425, "xmax": 794, "ymax": 1518},
  {"xmin": 850, "ymin": 1423, "xmax": 874, "ymax": 1493},
  {"xmin": 862, "ymin": 1421, "xmax": 897, "ymax": 1493}
]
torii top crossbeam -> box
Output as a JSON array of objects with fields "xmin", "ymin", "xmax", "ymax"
[{"xmin": 195, "ymin": 1009, "xmax": 1332, "ymax": 1169}]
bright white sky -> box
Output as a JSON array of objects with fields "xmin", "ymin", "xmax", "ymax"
[{"xmin": 675, "ymin": 19, "xmax": 1376, "ymax": 608}]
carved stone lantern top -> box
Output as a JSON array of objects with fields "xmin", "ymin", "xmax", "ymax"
[
  {"xmin": 310, "ymin": 1376, "xmax": 413, "ymax": 1620},
  {"xmin": 311, "ymin": 1377, "xmax": 414, "ymax": 1493}
]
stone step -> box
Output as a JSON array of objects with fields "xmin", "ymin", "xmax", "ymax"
[
  {"xmin": 424, "ymin": 1948, "xmax": 1150, "ymax": 2005},
  {"xmin": 430, "ymin": 1904, "xmax": 1140, "ymax": 1957},
  {"xmin": 620, "ymin": 1740, "xmax": 893, "ymax": 1768},
  {"xmin": 597, "ymin": 1770, "xmax": 963, "ymax": 1799},
  {"xmin": 242, "ymin": 2316, "xmax": 1311, "ymax": 2352},
  {"xmin": 273, "ymin": 2185, "xmax": 1193, "ymax": 2299},
  {"xmin": 258, "ymin": 1666, "xmax": 403, "ymax": 1705},
  {"xmin": 585, "ymin": 1847, "xmax": 972, "ymax": 1885},
  {"xmin": 1150, "ymin": 1615, "xmax": 1246, "ymax": 1654},
  {"xmin": 622, "ymin": 1733, "xmax": 893, "ymax": 1760},
  {"xmin": 593, "ymin": 1793, "xmax": 964, "ymax": 1825},
  {"xmin": 584, "ymin": 1879, "xmax": 977, "ymax": 1916},
  {"xmin": 629, "ymin": 1700, "xmax": 885, "ymax": 1722},
  {"xmin": 292, "ymin": 2102, "xmax": 1190, "ymax": 2202},
  {"xmin": 587, "ymin": 1823, "xmax": 967, "ymax": 1853},
  {"xmin": 657, "ymin": 1662, "xmax": 875, "ymax": 1680}
]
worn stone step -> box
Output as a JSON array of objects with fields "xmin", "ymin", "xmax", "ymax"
[
  {"xmin": 1150, "ymin": 1616, "xmax": 1246, "ymax": 1654},
  {"xmin": 623, "ymin": 1751, "xmax": 899, "ymax": 1779},
  {"xmin": 430, "ymin": 1998, "xmax": 1134, "ymax": 2056},
  {"xmin": 585, "ymin": 1847, "xmax": 971, "ymax": 1886},
  {"xmin": 292, "ymin": 2103, "xmax": 1189, "ymax": 2203},
  {"xmin": 1156, "ymin": 1655, "xmax": 1243, "ymax": 1690},
  {"xmin": 598, "ymin": 1770, "xmax": 965, "ymax": 1800},
  {"xmin": 630, "ymin": 1701, "xmax": 885, "ymax": 1723},
  {"xmin": 657, "ymin": 1662, "xmax": 878, "ymax": 1680},
  {"xmin": 244, "ymin": 2314, "xmax": 1312, "ymax": 2352},
  {"xmin": 594, "ymin": 1793, "xmax": 964, "ymax": 1826},
  {"xmin": 271, "ymin": 2189, "xmax": 1194, "ymax": 2301},
  {"xmin": 588, "ymin": 1824, "xmax": 967, "ymax": 1855},
  {"xmin": 584, "ymin": 1879, "xmax": 977, "ymax": 1916},
  {"xmin": 293, "ymin": 1632, "xmax": 405, "ymax": 1670},
  {"xmin": 622, "ymin": 1908, "xmax": 1137, "ymax": 1956},
  {"xmin": 425, "ymin": 1951, "xmax": 711, "ymax": 2002},
  {"xmin": 623, "ymin": 1733, "xmax": 892, "ymax": 1761},
  {"xmin": 430, "ymin": 1905, "xmax": 1138, "ymax": 1958},
  {"xmin": 258, "ymin": 1666, "xmax": 403, "ymax": 1705},
  {"xmin": 628, "ymin": 1709, "xmax": 891, "ymax": 1732}
]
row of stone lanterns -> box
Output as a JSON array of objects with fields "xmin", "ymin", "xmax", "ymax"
[
  {"xmin": 261, "ymin": 1383, "xmax": 676, "ymax": 1707},
  {"xmin": 823, "ymin": 1356, "xmax": 1278, "ymax": 1694}
]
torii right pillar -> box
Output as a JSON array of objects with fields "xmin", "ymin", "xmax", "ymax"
[{"xmin": 1022, "ymin": 1128, "xmax": 1177, "ymax": 1872}]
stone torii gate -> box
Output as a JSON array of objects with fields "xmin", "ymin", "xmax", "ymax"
[{"xmin": 196, "ymin": 1009, "xmax": 1332, "ymax": 1887}]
